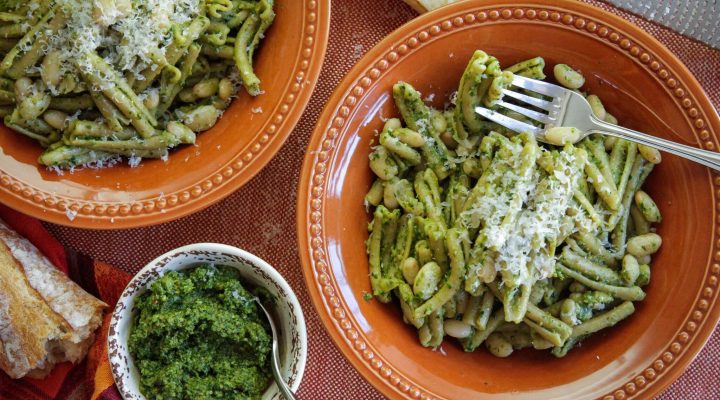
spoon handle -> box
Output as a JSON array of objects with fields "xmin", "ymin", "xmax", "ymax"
[
  {"xmin": 256, "ymin": 298, "xmax": 297, "ymax": 400},
  {"xmin": 271, "ymin": 339, "xmax": 297, "ymax": 400}
]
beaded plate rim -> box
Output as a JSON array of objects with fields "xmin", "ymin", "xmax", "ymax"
[
  {"xmin": 0, "ymin": 0, "xmax": 331, "ymax": 229},
  {"xmin": 298, "ymin": 1, "xmax": 720, "ymax": 399}
]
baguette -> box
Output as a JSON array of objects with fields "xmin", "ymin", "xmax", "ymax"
[
  {"xmin": 0, "ymin": 219, "xmax": 107, "ymax": 379},
  {"xmin": 402, "ymin": 0, "xmax": 459, "ymax": 13}
]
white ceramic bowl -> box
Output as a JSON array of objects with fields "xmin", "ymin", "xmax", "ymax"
[{"xmin": 108, "ymin": 243, "xmax": 307, "ymax": 400}]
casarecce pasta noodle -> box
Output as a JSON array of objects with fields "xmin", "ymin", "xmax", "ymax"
[
  {"xmin": 0, "ymin": 0, "xmax": 274, "ymax": 168},
  {"xmin": 364, "ymin": 50, "xmax": 662, "ymax": 357}
]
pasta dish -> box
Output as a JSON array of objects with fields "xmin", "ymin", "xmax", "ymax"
[
  {"xmin": 364, "ymin": 50, "xmax": 663, "ymax": 357},
  {"xmin": 0, "ymin": 0, "xmax": 274, "ymax": 168}
]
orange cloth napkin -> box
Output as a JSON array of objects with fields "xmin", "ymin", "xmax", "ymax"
[{"xmin": 0, "ymin": 205, "xmax": 131, "ymax": 400}]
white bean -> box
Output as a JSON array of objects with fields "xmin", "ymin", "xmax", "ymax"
[
  {"xmin": 586, "ymin": 94, "xmax": 606, "ymax": 120},
  {"xmin": 394, "ymin": 127, "xmax": 425, "ymax": 148},
  {"xmin": 369, "ymin": 146, "xmax": 398, "ymax": 180},
  {"xmin": 42, "ymin": 110, "xmax": 67, "ymax": 130},
  {"xmin": 634, "ymin": 190, "xmax": 662, "ymax": 223},
  {"xmin": 413, "ymin": 261, "xmax": 442, "ymax": 300},
  {"xmin": 604, "ymin": 112, "xmax": 618, "ymax": 125},
  {"xmin": 218, "ymin": 78, "xmax": 234, "ymax": 101},
  {"xmin": 560, "ymin": 299, "xmax": 580, "ymax": 326},
  {"xmin": 383, "ymin": 117, "xmax": 402, "ymax": 131},
  {"xmin": 178, "ymin": 88, "xmax": 198, "ymax": 103},
  {"xmin": 182, "ymin": 105, "xmax": 221, "ymax": 132},
  {"xmin": 14, "ymin": 77, "xmax": 32, "ymax": 102},
  {"xmin": 630, "ymin": 204, "xmax": 651, "ymax": 235},
  {"xmin": 621, "ymin": 254, "xmax": 640, "ymax": 286},
  {"xmin": 627, "ymin": 233, "xmax": 662, "ymax": 257},
  {"xmin": 638, "ymin": 144, "xmax": 662, "ymax": 164},
  {"xmin": 531, "ymin": 331, "xmax": 554, "ymax": 350},
  {"xmin": 192, "ymin": 78, "xmax": 220, "ymax": 98},
  {"xmin": 553, "ymin": 64, "xmax": 585, "ymax": 89},
  {"xmin": 418, "ymin": 324, "xmax": 432, "ymax": 347},
  {"xmin": 443, "ymin": 319, "xmax": 472, "ymax": 339},
  {"xmin": 401, "ymin": 257, "xmax": 419, "ymax": 285},
  {"xmin": 507, "ymin": 331, "xmax": 533, "ymax": 350},
  {"xmin": 544, "ymin": 126, "xmax": 582, "ymax": 145},
  {"xmin": 637, "ymin": 254, "xmax": 652, "ymax": 264},
  {"xmin": 637, "ymin": 263, "xmax": 651, "ymax": 286},
  {"xmin": 364, "ymin": 180, "xmax": 384, "ymax": 207},
  {"xmin": 41, "ymin": 51, "xmax": 62, "ymax": 88},
  {"xmin": 485, "ymin": 333, "xmax": 513, "ymax": 357},
  {"xmin": 167, "ymin": 121, "xmax": 196, "ymax": 143},
  {"xmin": 383, "ymin": 180, "xmax": 399, "ymax": 210}
]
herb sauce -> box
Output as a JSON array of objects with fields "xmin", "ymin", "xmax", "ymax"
[{"xmin": 129, "ymin": 264, "xmax": 272, "ymax": 400}]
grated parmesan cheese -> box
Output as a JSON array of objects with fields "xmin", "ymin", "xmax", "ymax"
[
  {"xmin": 65, "ymin": 208, "xmax": 78, "ymax": 221},
  {"xmin": 351, "ymin": 43, "xmax": 364, "ymax": 60},
  {"xmin": 127, "ymin": 154, "xmax": 142, "ymax": 168},
  {"xmin": 495, "ymin": 149, "xmax": 582, "ymax": 283},
  {"xmin": 449, "ymin": 90, "xmax": 458, "ymax": 105},
  {"xmin": 463, "ymin": 145, "xmax": 583, "ymax": 287},
  {"xmin": 46, "ymin": 0, "xmax": 200, "ymax": 91}
]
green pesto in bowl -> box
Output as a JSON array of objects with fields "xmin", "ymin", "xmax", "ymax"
[{"xmin": 128, "ymin": 264, "xmax": 272, "ymax": 400}]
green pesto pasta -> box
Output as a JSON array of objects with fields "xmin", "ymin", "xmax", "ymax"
[
  {"xmin": 365, "ymin": 50, "xmax": 662, "ymax": 358},
  {"xmin": 0, "ymin": 0, "xmax": 274, "ymax": 168}
]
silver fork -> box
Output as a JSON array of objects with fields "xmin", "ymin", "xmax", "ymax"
[{"xmin": 475, "ymin": 75, "xmax": 720, "ymax": 171}]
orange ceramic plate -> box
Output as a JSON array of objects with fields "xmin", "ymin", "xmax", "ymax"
[
  {"xmin": 298, "ymin": 1, "xmax": 720, "ymax": 399},
  {"xmin": 0, "ymin": 0, "xmax": 329, "ymax": 229}
]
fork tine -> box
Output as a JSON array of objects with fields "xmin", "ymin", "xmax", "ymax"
[
  {"xmin": 495, "ymin": 100, "xmax": 553, "ymax": 124},
  {"xmin": 511, "ymin": 74, "xmax": 566, "ymax": 97},
  {"xmin": 475, "ymin": 106, "xmax": 544, "ymax": 135},
  {"xmin": 502, "ymin": 89, "xmax": 555, "ymax": 112}
]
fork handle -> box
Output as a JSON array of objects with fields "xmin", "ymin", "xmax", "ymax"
[{"xmin": 589, "ymin": 117, "xmax": 720, "ymax": 171}]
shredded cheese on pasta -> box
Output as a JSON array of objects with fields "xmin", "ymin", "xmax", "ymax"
[
  {"xmin": 462, "ymin": 147, "xmax": 582, "ymax": 286},
  {"xmin": 47, "ymin": 0, "xmax": 200, "ymax": 87}
]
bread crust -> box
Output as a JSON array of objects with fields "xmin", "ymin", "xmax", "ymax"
[
  {"xmin": 402, "ymin": 0, "xmax": 429, "ymax": 13},
  {"xmin": 0, "ymin": 219, "xmax": 107, "ymax": 379},
  {"xmin": 0, "ymin": 241, "xmax": 71, "ymax": 378},
  {"xmin": 401, "ymin": 0, "xmax": 459, "ymax": 13}
]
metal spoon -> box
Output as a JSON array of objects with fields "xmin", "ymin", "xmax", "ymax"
[{"xmin": 255, "ymin": 298, "xmax": 296, "ymax": 400}]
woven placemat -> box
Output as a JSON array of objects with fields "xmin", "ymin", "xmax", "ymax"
[{"xmin": 46, "ymin": 1, "xmax": 720, "ymax": 399}]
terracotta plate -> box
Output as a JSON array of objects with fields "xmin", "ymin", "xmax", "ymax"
[
  {"xmin": 298, "ymin": 1, "xmax": 720, "ymax": 399},
  {"xmin": 0, "ymin": 0, "xmax": 330, "ymax": 229}
]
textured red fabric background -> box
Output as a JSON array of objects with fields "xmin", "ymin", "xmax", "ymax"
[{"xmin": 44, "ymin": 1, "xmax": 720, "ymax": 399}]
